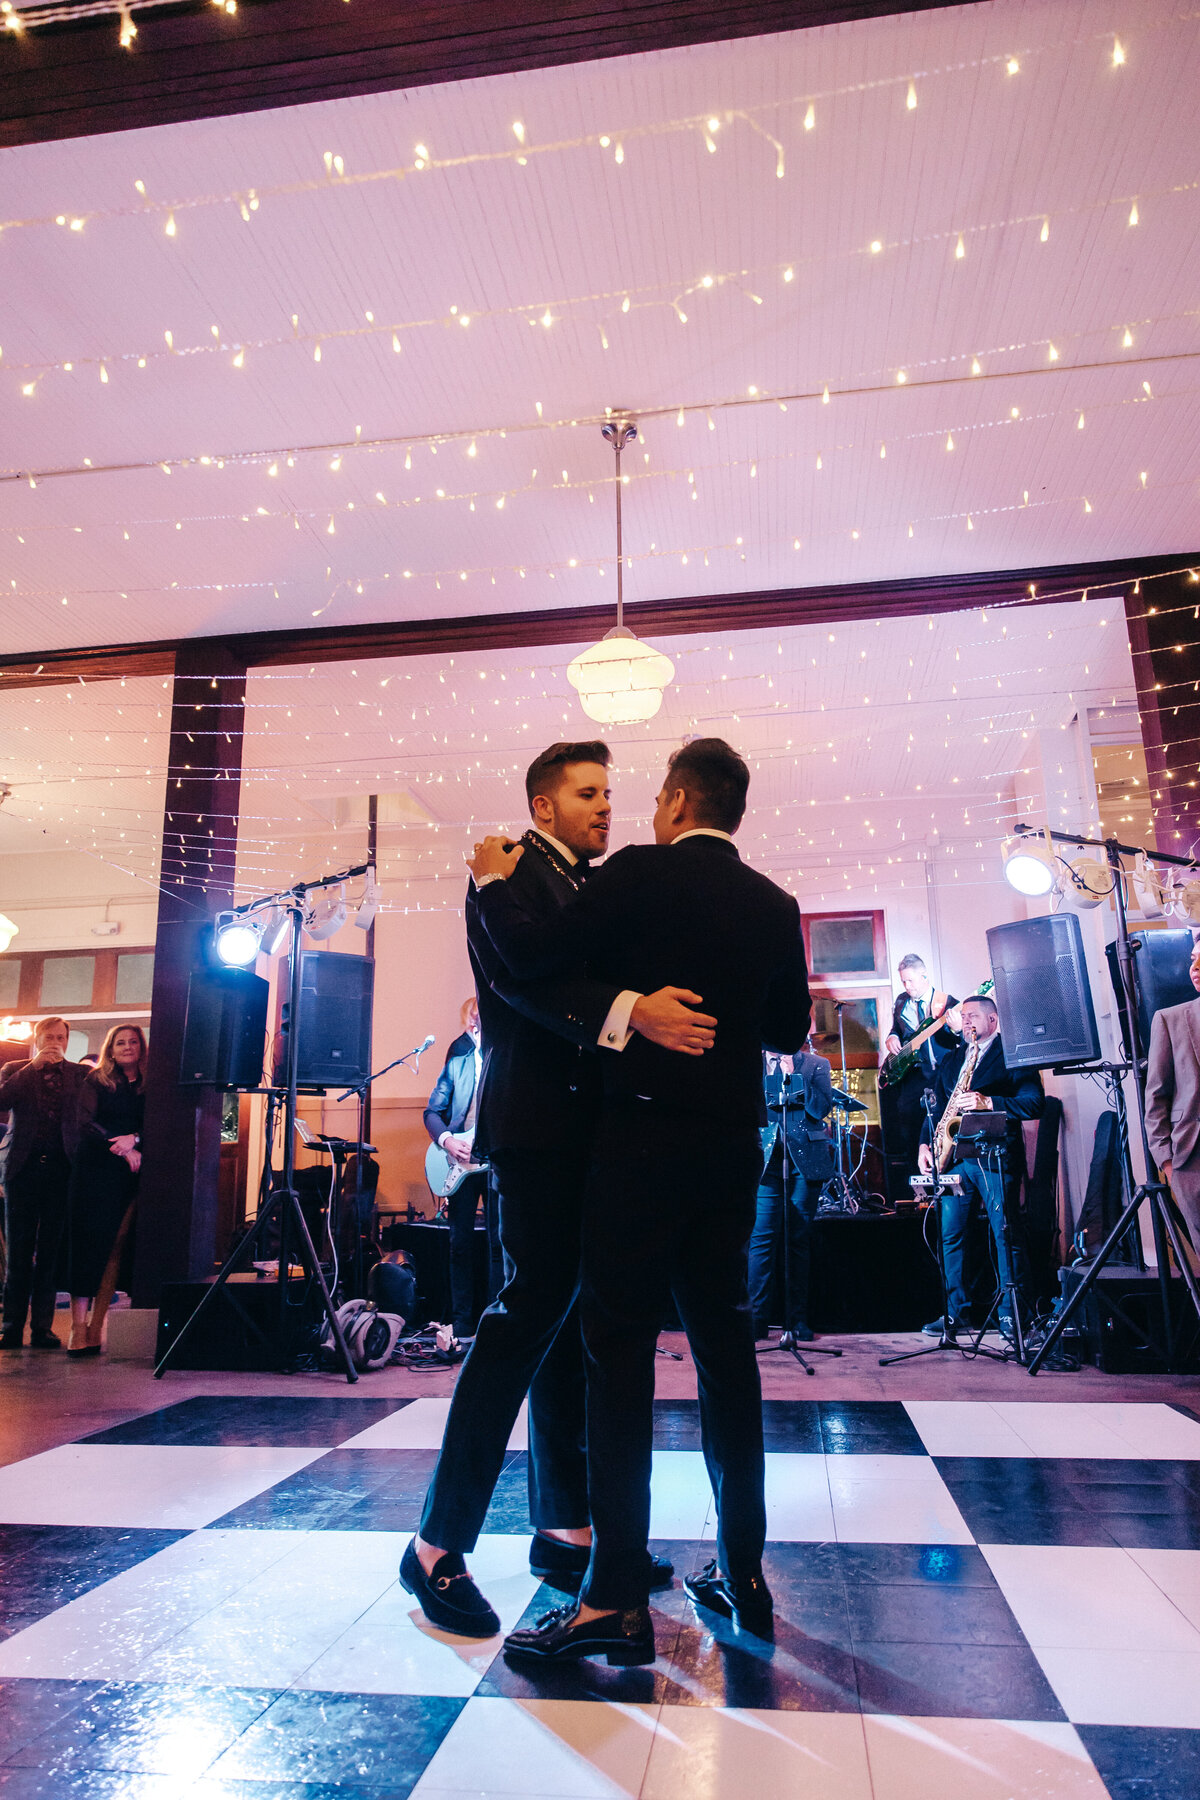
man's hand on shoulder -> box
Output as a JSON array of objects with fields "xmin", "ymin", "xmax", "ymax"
[
  {"xmin": 468, "ymin": 834, "xmax": 524, "ymax": 883},
  {"xmin": 631, "ymin": 988, "xmax": 717, "ymax": 1057}
]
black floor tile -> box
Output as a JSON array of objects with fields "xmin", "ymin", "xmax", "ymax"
[
  {"xmin": 854, "ymin": 1639, "xmax": 1067, "ymax": 1719},
  {"xmin": 5, "ymin": 1682, "xmax": 279, "ymax": 1777},
  {"xmin": 650, "ymin": 1398, "xmax": 825, "ymax": 1452},
  {"xmin": 0, "ymin": 1529, "xmax": 186, "ymax": 1633},
  {"xmin": 0, "ymin": 1771, "xmax": 186, "ymax": 1798},
  {"xmin": 818, "ymin": 1401, "xmax": 925, "ymax": 1456},
  {"xmin": 668, "ymin": 1611, "xmax": 861, "ymax": 1712},
  {"xmin": 652, "ymin": 1399, "xmax": 704, "ymax": 1450},
  {"xmin": 934, "ymin": 1458, "xmax": 1121, "ymax": 1547},
  {"xmin": 191, "ymin": 1783, "xmax": 418, "ymax": 1800},
  {"xmin": 844, "ymin": 1581, "xmax": 1025, "ymax": 1646},
  {"xmin": 835, "ymin": 1543, "xmax": 997, "ymax": 1587},
  {"xmin": 211, "ymin": 1450, "xmax": 439, "ymax": 1530},
  {"xmin": 0, "ymin": 1681, "xmax": 102, "ymax": 1761},
  {"xmin": 1077, "ymin": 1724, "xmax": 1200, "ymax": 1799},
  {"xmin": 81, "ymin": 1397, "xmax": 412, "ymax": 1448},
  {"xmin": 204, "ymin": 1691, "xmax": 462, "ymax": 1792},
  {"xmin": 477, "ymin": 1592, "xmax": 688, "ymax": 1705}
]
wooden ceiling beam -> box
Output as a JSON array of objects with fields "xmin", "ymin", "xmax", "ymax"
[{"xmin": 0, "ymin": 554, "xmax": 1187, "ymax": 689}]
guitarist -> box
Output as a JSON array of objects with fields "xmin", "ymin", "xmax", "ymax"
[
  {"xmin": 880, "ymin": 955, "xmax": 962, "ymax": 1203},
  {"xmin": 423, "ymin": 997, "xmax": 497, "ymax": 1340}
]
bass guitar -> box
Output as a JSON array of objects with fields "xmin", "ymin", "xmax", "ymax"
[
  {"xmin": 877, "ymin": 979, "xmax": 993, "ymax": 1090},
  {"xmin": 424, "ymin": 1129, "xmax": 486, "ymax": 1200}
]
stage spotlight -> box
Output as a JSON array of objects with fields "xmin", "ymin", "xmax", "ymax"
[
  {"xmin": 1130, "ymin": 853, "xmax": 1169, "ymax": 919},
  {"xmin": 258, "ymin": 906, "xmax": 292, "ymax": 956},
  {"xmin": 1063, "ymin": 854, "xmax": 1112, "ymax": 908},
  {"xmin": 304, "ymin": 883, "xmax": 347, "ymax": 941},
  {"xmin": 354, "ymin": 867, "xmax": 379, "ymax": 932},
  {"xmin": 1174, "ymin": 880, "xmax": 1200, "ymax": 925},
  {"xmin": 214, "ymin": 914, "xmax": 261, "ymax": 967},
  {"xmin": 1001, "ymin": 832, "xmax": 1058, "ymax": 897}
]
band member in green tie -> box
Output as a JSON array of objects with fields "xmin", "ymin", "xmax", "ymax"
[{"xmin": 879, "ymin": 954, "xmax": 961, "ymax": 1203}]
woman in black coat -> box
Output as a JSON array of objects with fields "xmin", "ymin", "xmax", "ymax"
[{"xmin": 67, "ymin": 1024, "xmax": 146, "ymax": 1356}]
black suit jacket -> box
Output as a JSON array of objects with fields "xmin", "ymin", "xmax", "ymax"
[
  {"xmin": 0, "ymin": 1057, "xmax": 88, "ymax": 1181},
  {"xmin": 477, "ymin": 834, "xmax": 811, "ymax": 1128},
  {"xmin": 920, "ymin": 1035, "xmax": 1045, "ymax": 1161},
  {"xmin": 762, "ymin": 1052, "xmax": 834, "ymax": 1180},
  {"xmin": 890, "ymin": 990, "xmax": 960, "ymax": 1079},
  {"xmin": 467, "ymin": 836, "xmax": 623, "ymax": 1158},
  {"xmin": 423, "ymin": 1032, "xmax": 479, "ymax": 1143}
]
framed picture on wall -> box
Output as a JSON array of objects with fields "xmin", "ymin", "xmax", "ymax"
[
  {"xmin": 808, "ymin": 986, "xmax": 892, "ymax": 1070},
  {"xmin": 801, "ymin": 909, "xmax": 888, "ymax": 982}
]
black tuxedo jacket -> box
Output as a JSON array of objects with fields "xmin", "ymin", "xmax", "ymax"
[
  {"xmin": 920, "ymin": 1035, "xmax": 1045, "ymax": 1159},
  {"xmin": 0, "ymin": 1056, "xmax": 88, "ymax": 1180},
  {"xmin": 423, "ymin": 1032, "xmax": 479, "ymax": 1143},
  {"xmin": 477, "ymin": 834, "xmax": 811, "ymax": 1129},
  {"xmin": 890, "ymin": 990, "xmax": 959, "ymax": 1079},
  {"xmin": 466, "ymin": 836, "xmax": 622, "ymax": 1158},
  {"xmin": 762, "ymin": 1052, "xmax": 835, "ymax": 1180}
]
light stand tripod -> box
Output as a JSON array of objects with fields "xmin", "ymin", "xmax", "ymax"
[
  {"xmin": 335, "ymin": 1039, "xmax": 435, "ymax": 1295},
  {"xmin": 757, "ymin": 1071, "xmax": 842, "ymax": 1375},
  {"xmin": 155, "ymin": 867, "xmax": 371, "ymax": 1384},
  {"xmin": 819, "ymin": 1001, "xmax": 871, "ymax": 1213},
  {"xmin": 1023, "ymin": 825, "xmax": 1200, "ymax": 1375}
]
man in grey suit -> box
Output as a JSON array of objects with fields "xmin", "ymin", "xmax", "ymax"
[
  {"xmin": 0, "ymin": 1017, "xmax": 87, "ymax": 1349},
  {"xmin": 1145, "ymin": 940, "xmax": 1200, "ymax": 1250}
]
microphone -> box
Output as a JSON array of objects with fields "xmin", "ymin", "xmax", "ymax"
[{"xmin": 412, "ymin": 1032, "xmax": 435, "ymax": 1073}]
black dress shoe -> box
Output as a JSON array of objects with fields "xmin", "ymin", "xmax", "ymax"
[
  {"xmin": 528, "ymin": 1533, "xmax": 674, "ymax": 1595},
  {"xmin": 922, "ymin": 1315, "xmax": 966, "ymax": 1340},
  {"xmin": 399, "ymin": 1539, "xmax": 501, "ymax": 1638},
  {"xmin": 504, "ymin": 1603, "xmax": 655, "ymax": 1666},
  {"xmin": 789, "ymin": 1322, "xmax": 816, "ymax": 1343},
  {"xmin": 0, "ymin": 1329, "xmax": 24, "ymax": 1350},
  {"xmin": 683, "ymin": 1560, "xmax": 774, "ymax": 1640},
  {"xmin": 30, "ymin": 1330, "xmax": 62, "ymax": 1350}
]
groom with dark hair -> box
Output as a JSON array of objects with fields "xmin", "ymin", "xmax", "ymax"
[{"xmin": 470, "ymin": 737, "xmax": 811, "ymax": 1666}]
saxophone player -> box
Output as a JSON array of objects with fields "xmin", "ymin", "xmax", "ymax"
[{"xmin": 916, "ymin": 993, "xmax": 1045, "ymax": 1341}]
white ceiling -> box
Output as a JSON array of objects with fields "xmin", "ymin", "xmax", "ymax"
[
  {"xmin": 2, "ymin": 0, "xmax": 1198, "ymax": 657},
  {"xmin": 0, "ymin": 594, "xmax": 1138, "ymax": 910}
]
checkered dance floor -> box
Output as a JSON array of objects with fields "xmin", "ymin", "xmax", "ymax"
[{"xmin": 1, "ymin": 1395, "xmax": 1199, "ymax": 1797}]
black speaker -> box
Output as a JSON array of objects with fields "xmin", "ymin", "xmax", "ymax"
[
  {"xmin": 155, "ymin": 1277, "xmax": 324, "ymax": 1370},
  {"xmin": 179, "ymin": 967, "xmax": 270, "ymax": 1088},
  {"xmin": 987, "ymin": 912, "xmax": 1101, "ymax": 1069},
  {"xmin": 296, "ymin": 952, "xmax": 374, "ymax": 1085},
  {"xmin": 1105, "ymin": 928, "xmax": 1196, "ymax": 1060}
]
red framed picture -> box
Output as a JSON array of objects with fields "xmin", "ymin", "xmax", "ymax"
[{"xmin": 800, "ymin": 909, "xmax": 888, "ymax": 983}]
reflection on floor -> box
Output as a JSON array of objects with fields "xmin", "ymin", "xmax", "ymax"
[{"xmin": 0, "ymin": 1395, "xmax": 1198, "ymax": 1797}]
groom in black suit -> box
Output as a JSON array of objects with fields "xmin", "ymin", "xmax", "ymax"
[
  {"xmin": 402, "ymin": 742, "xmax": 717, "ymax": 1637},
  {"xmin": 471, "ymin": 738, "xmax": 811, "ymax": 1665}
]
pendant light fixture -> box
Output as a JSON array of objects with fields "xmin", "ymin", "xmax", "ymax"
[{"xmin": 567, "ymin": 417, "xmax": 674, "ymax": 724}]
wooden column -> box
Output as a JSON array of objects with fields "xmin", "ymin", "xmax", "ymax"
[
  {"xmin": 1126, "ymin": 573, "xmax": 1200, "ymax": 854},
  {"xmin": 132, "ymin": 638, "xmax": 247, "ymax": 1307}
]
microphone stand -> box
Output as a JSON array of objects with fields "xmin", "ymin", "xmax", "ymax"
[
  {"xmin": 336, "ymin": 1042, "xmax": 435, "ymax": 1297},
  {"xmin": 757, "ymin": 1069, "xmax": 843, "ymax": 1374}
]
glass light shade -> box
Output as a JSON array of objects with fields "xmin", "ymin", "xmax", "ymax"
[
  {"xmin": 567, "ymin": 629, "xmax": 674, "ymax": 725},
  {"xmin": 1002, "ymin": 835, "xmax": 1057, "ymax": 896},
  {"xmin": 214, "ymin": 920, "xmax": 261, "ymax": 966}
]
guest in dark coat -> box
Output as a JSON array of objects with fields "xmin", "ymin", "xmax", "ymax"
[
  {"xmin": 67, "ymin": 1024, "xmax": 146, "ymax": 1355},
  {"xmin": 0, "ymin": 1016, "xmax": 87, "ymax": 1349},
  {"xmin": 747, "ymin": 1045, "xmax": 835, "ymax": 1340}
]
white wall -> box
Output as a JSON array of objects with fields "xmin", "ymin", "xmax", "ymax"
[{"xmin": 0, "ymin": 849, "xmax": 158, "ymax": 954}]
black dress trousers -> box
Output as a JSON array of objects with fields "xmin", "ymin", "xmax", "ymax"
[
  {"xmin": 3, "ymin": 1153, "xmax": 71, "ymax": 1334},
  {"xmin": 579, "ymin": 1104, "xmax": 767, "ymax": 1611},
  {"xmin": 419, "ymin": 1145, "xmax": 590, "ymax": 1551}
]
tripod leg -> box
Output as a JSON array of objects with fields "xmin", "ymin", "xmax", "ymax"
[
  {"xmin": 154, "ymin": 1193, "xmax": 282, "ymax": 1378},
  {"xmin": 1028, "ymin": 1182, "xmax": 1157, "ymax": 1374},
  {"xmin": 284, "ymin": 1190, "xmax": 359, "ymax": 1383}
]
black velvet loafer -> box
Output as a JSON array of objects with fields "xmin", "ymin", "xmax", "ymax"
[
  {"xmin": 528, "ymin": 1533, "xmax": 674, "ymax": 1595},
  {"xmin": 683, "ymin": 1560, "xmax": 775, "ymax": 1640},
  {"xmin": 399, "ymin": 1539, "xmax": 501, "ymax": 1638},
  {"xmin": 503, "ymin": 1602, "xmax": 655, "ymax": 1666}
]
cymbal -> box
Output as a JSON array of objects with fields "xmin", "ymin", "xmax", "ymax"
[{"xmin": 831, "ymin": 1087, "xmax": 867, "ymax": 1112}]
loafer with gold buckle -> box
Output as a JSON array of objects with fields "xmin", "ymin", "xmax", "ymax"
[{"xmin": 399, "ymin": 1538, "xmax": 500, "ymax": 1638}]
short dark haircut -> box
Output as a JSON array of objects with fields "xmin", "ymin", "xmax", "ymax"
[
  {"xmin": 962, "ymin": 993, "xmax": 998, "ymax": 1020},
  {"xmin": 898, "ymin": 954, "xmax": 926, "ymax": 974},
  {"xmin": 524, "ymin": 741, "xmax": 610, "ymax": 816},
  {"xmin": 664, "ymin": 737, "xmax": 750, "ymax": 833}
]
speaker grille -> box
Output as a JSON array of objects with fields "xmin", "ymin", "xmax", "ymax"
[{"xmin": 987, "ymin": 914, "xmax": 1100, "ymax": 1069}]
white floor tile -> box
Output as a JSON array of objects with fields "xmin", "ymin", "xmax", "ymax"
[
  {"xmin": 903, "ymin": 1401, "xmax": 1033, "ymax": 1458},
  {"xmin": 648, "ymin": 1451, "xmax": 715, "ymax": 1539},
  {"xmin": 297, "ymin": 1537, "xmax": 541, "ymax": 1697},
  {"xmin": 862, "ymin": 1717, "xmax": 1109, "ymax": 1798},
  {"xmin": 339, "ymin": 1397, "xmax": 529, "ymax": 1452},
  {"xmin": 987, "ymin": 1403, "xmax": 1151, "ymax": 1460},
  {"xmin": 982, "ymin": 1544, "xmax": 1200, "ymax": 1652},
  {"xmin": 762, "ymin": 1454, "xmax": 835, "ymax": 1541},
  {"xmin": 1126, "ymin": 1547, "xmax": 1200, "ymax": 1633},
  {"xmin": 641, "ymin": 1707, "xmax": 872, "ymax": 1800},
  {"xmin": 410, "ymin": 1698, "xmax": 659, "ymax": 1798},
  {"xmin": 0, "ymin": 1443, "xmax": 323, "ymax": 1529},
  {"xmin": 1092, "ymin": 1402, "xmax": 1200, "ymax": 1459},
  {"xmin": 0, "ymin": 1528, "xmax": 294, "ymax": 1680},
  {"xmin": 829, "ymin": 1460, "xmax": 973, "ymax": 1545},
  {"xmin": 1034, "ymin": 1646, "xmax": 1200, "ymax": 1727}
]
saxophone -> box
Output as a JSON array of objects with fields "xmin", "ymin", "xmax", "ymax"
[{"xmin": 934, "ymin": 1038, "xmax": 981, "ymax": 1172}]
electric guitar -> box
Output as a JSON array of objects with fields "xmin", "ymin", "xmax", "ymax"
[
  {"xmin": 424, "ymin": 1128, "xmax": 486, "ymax": 1200},
  {"xmin": 878, "ymin": 979, "xmax": 993, "ymax": 1090}
]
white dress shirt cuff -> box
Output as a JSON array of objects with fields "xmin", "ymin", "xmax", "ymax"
[
  {"xmin": 438, "ymin": 1130, "xmax": 452, "ymax": 1148},
  {"xmin": 599, "ymin": 990, "xmax": 640, "ymax": 1051}
]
